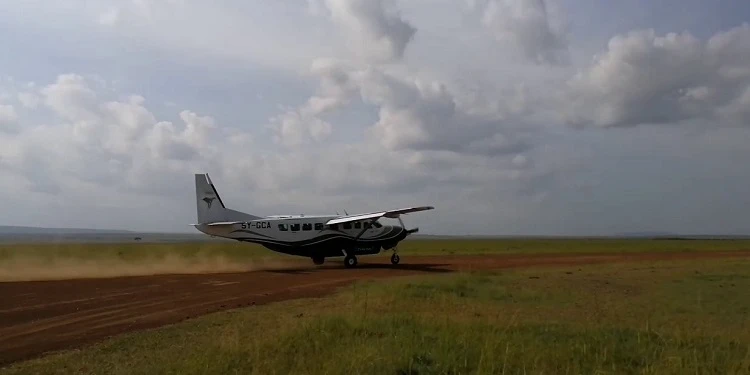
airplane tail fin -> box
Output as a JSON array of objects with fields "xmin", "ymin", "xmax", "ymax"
[
  {"xmin": 194, "ymin": 173, "xmax": 262, "ymax": 224},
  {"xmin": 195, "ymin": 173, "xmax": 227, "ymax": 223}
]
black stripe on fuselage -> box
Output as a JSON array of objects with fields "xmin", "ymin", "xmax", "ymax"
[
  {"xmin": 228, "ymin": 229, "xmax": 274, "ymax": 238},
  {"xmin": 231, "ymin": 226, "xmax": 403, "ymax": 246},
  {"xmin": 232, "ymin": 227, "xmax": 406, "ymax": 250}
]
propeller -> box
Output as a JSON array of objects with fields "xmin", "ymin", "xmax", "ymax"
[{"xmin": 398, "ymin": 215, "xmax": 419, "ymax": 235}]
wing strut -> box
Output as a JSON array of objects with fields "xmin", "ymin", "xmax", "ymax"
[{"xmin": 353, "ymin": 220, "xmax": 376, "ymax": 240}]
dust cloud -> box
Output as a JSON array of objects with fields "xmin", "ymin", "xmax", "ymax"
[{"xmin": 0, "ymin": 254, "xmax": 303, "ymax": 282}]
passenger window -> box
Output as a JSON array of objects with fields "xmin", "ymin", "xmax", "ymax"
[
  {"xmin": 302, "ymin": 223, "xmax": 312, "ymax": 231},
  {"xmin": 314, "ymin": 223, "xmax": 324, "ymax": 230},
  {"xmin": 354, "ymin": 222, "xmax": 361, "ymax": 229},
  {"xmin": 278, "ymin": 224, "xmax": 288, "ymax": 231},
  {"xmin": 329, "ymin": 224, "xmax": 338, "ymax": 230},
  {"xmin": 290, "ymin": 223, "xmax": 300, "ymax": 231},
  {"xmin": 343, "ymin": 222, "xmax": 352, "ymax": 229}
]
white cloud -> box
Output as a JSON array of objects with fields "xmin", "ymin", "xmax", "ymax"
[
  {"xmin": 41, "ymin": 74, "xmax": 101, "ymax": 125},
  {"xmin": 322, "ymin": 0, "xmax": 417, "ymax": 63},
  {"xmin": 352, "ymin": 68, "xmax": 532, "ymax": 156},
  {"xmin": 17, "ymin": 92, "xmax": 39, "ymax": 109},
  {"xmin": 0, "ymin": 75, "xmax": 237, "ymax": 197},
  {"xmin": 268, "ymin": 108, "xmax": 333, "ymax": 147},
  {"xmin": 469, "ymin": 0, "xmax": 569, "ymax": 65},
  {"xmin": 0, "ymin": 104, "xmax": 18, "ymax": 131},
  {"xmin": 276, "ymin": 57, "xmax": 534, "ymax": 157},
  {"xmin": 0, "ymin": 70, "xmax": 544, "ymax": 230},
  {"xmin": 97, "ymin": 7, "xmax": 120, "ymax": 26},
  {"xmin": 565, "ymin": 24, "xmax": 750, "ymax": 128},
  {"xmin": 267, "ymin": 59, "xmax": 358, "ymax": 147}
]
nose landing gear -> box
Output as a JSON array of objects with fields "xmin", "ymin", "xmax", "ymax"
[
  {"xmin": 390, "ymin": 253, "xmax": 400, "ymax": 265},
  {"xmin": 390, "ymin": 245, "xmax": 400, "ymax": 265}
]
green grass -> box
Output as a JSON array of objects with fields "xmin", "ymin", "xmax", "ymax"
[
  {"xmin": 4, "ymin": 257, "xmax": 750, "ymax": 374},
  {"xmin": 398, "ymin": 238, "xmax": 750, "ymax": 256},
  {"xmin": 2, "ymin": 238, "xmax": 748, "ymax": 281},
  {"xmin": 0, "ymin": 242, "xmax": 276, "ymax": 281},
  {"xmin": 2, "ymin": 238, "xmax": 749, "ymax": 261},
  {"xmin": 0, "ymin": 242, "xmax": 265, "ymax": 262}
]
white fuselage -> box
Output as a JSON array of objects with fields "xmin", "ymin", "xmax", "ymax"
[{"xmin": 194, "ymin": 215, "xmax": 407, "ymax": 258}]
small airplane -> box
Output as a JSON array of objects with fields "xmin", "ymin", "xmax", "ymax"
[{"xmin": 191, "ymin": 173, "xmax": 434, "ymax": 268}]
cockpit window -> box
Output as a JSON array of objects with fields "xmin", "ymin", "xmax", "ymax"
[{"xmin": 371, "ymin": 221, "xmax": 383, "ymax": 228}]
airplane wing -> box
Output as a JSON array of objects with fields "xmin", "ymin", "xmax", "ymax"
[{"xmin": 325, "ymin": 206, "xmax": 434, "ymax": 226}]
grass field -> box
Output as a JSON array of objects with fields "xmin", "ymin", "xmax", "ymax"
[
  {"xmin": 2, "ymin": 238, "xmax": 749, "ymax": 281},
  {"xmin": 2, "ymin": 255, "xmax": 749, "ymax": 374},
  {"xmin": 2, "ymin": 238, "xmax": 750, "ymax": 260}
]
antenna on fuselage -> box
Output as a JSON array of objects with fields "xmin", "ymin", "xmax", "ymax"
[{"xmin": 344, "ymin": 209, "xmax": 348, "ymax": 215}]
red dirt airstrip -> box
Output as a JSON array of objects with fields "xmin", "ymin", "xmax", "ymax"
[{"xmin": 1, "ymin": 250, "xmax": 749, "ymax": 367}]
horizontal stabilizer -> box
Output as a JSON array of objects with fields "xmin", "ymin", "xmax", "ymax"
[
  {"xmin": 190, "ymin": 221, "xmax": 243, "ymax": 227},
  {"xmin": 325, "ymin": 206, "xmax": 434, "ymax": 226},
  {"xmin": 207, "ymin": 221, "xmax": 244, "ymax": 226}
]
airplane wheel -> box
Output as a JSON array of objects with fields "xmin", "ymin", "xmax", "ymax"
[
  {"xmin": 344, "ymin": 255, "xmax": 358, "ymax": 268},
  {"xmin": 391, "ymin": 254, "xmax": 400, "ymax": 265},
  {"xmin": 312, "ymin": 256, "xmax": 325, "ymax": 265}
]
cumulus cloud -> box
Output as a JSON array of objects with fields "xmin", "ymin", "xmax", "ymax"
[
  {"xmin": 469, "ymin": 0, "xmax": 568, "ymax": 65},
  {"xmin": 17, "ymin": 92, "xmax": 39, "ymax": 109},
  {"xmin": 97, "ymin": 7, "xmax": 120, "ymax": 26},
  {"xmin": 0, "ymin": 104, "xmax": 18, "ymax": 131},
  {"xmin": 0, "ymin": 70, "xmax": 542, "ymax": 225},
  {"xmin": 322, "ymin": 0, "xmax": 417, "ymax": 62},
  {"xmin": 268, "ymin": 109, "xmax": 333, "ymax": 147},
  {"xmin": 355, "ymin": 68, "xmax": 531, "ymax": 156},
  {"xmin": 0, "ymin": 75, "xmax": 234, "ymax": 196},
  {"xmin": 268, "ymin": 59, "xmax": 357, "ymax": 147},
  {"xmin": 265, "ymin": 0, "xmax": 542, "ymax": 210},
  {"xmin": 565, "ymin": 23, "xmax": 750, "ymax": 128}
]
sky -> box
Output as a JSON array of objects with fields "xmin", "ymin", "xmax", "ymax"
[{"xmin": 0, "ymin": 0, "xmax": 749, "ymax": 236}]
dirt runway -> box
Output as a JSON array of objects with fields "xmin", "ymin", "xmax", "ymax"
[{"xmin": 1, "ymin": 250, "xmax": 749, "ymax": 367}]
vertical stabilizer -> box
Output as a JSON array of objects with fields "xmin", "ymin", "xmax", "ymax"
[
  {"xmin": 195, "ymin": 173, "xmax": 227, "ymax": 223},
  {"xmin": 194, "ymin": 173, "xmax": 262, "ymax": 224}
]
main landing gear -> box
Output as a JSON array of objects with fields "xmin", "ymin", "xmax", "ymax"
[
  {"xmin": 344, "ymin": 254, "xmax": 358, "ymax": 268},
  {"xmin": 341, "ymin": 248, "xmax": 401, "ymax": 268}
]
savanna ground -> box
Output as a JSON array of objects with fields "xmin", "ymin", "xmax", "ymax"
[
  {"xmin": 2, "ymin": 238, "xmax": 749, "ymax": 281},
  {"xmin": 1, "ymin": 239, "xmax": 749, "ymax": 374}
]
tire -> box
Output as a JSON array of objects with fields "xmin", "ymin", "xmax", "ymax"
[
  {"xmin": 312, "ymin": 256, "xmax": 325, "ymax": 265},
  {"xmin": 390, "ymin": 254, "xmax": 400, "ymax": 265},
  {"xmin": 344, "ymin": 255, "xmax": 357, "ymax": 268}
]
